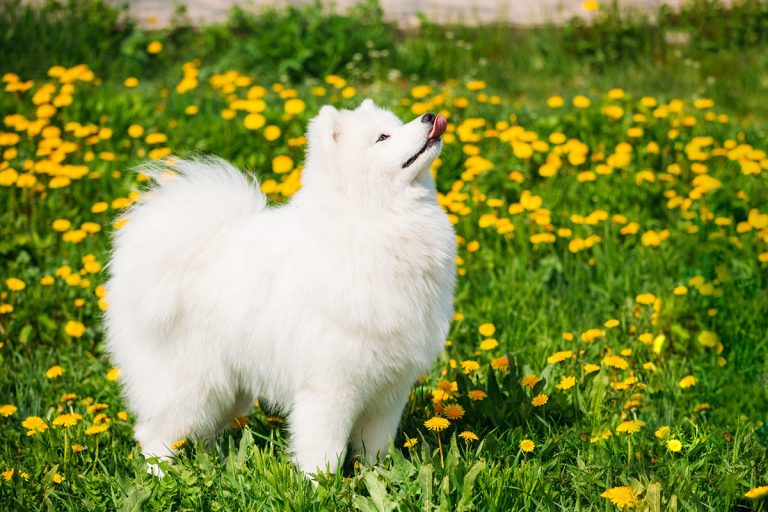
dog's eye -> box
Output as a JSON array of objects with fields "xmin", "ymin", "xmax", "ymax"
[{"xmin": 376, "ymin": 134, "xmax": 390, "ymax": 143}]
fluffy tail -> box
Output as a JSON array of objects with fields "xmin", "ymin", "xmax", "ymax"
[{"xmin": 106, "ymin": 157, "xmax": 266, "ymax": 333}]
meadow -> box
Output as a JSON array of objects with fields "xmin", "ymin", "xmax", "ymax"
[{"xmin": 1, "ymin": 0, "xmax": 767, "ymax": 510}]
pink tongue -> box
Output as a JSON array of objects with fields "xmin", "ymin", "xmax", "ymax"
[{"xmin": 429, "ymin": 114, "xmax": 447, "ymax": 139}]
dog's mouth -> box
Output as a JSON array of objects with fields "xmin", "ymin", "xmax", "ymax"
[{"xmin": 402, "ymin": 115, "xmax": 447, "ymax": 169}]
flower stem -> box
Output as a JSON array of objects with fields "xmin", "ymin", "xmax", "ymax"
[
  {"xmin": 63, "ymin": 430, "xmax": 69, "ymax": 463},
  {"xmin": 438, "ymin": 432, "xmax": 444, "ymax": 467}
]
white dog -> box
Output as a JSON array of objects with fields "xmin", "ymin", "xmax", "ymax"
[{"xmin": 105, "ymin": 99, "xmax": 456, "ymax": 476}]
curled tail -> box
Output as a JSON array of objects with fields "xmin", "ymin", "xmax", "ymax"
[{"xmin": 106, "ymin": 157, "xmax": 267, "ymax": 336}]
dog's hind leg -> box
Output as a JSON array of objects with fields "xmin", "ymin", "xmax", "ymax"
[{"xmin": 134, "ymin": 420, "xmax": 181, "ymax": 477}]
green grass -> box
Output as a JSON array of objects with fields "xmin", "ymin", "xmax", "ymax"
[{"xmin": 1, "ymin": 0, "xmax": 767, "ymax": 510}]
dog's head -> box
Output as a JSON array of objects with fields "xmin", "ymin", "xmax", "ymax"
[{"xmin": 302, "ymin": 99, "xmax": 446, "ymax": 197}]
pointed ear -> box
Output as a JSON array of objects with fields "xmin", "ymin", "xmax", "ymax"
[
  {"xmin": 358, "ymin": 98, "xmax": 376, "ymax": 111},
  {"xmin": 307, "ymin": 105, "xmax": 340, "ymax": 149}
]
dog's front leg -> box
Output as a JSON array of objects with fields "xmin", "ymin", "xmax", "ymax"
[
  {"xmin": 351, "ymin": 383, "xmax": 410, "ymax": 465},
  {"xmin": 289, "ymin": 384, "xmax": 358, "ymax": 477}
]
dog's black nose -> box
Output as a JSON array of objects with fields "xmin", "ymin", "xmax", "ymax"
[{"xmin": 421, "ymin": 113, "xmax": 436, "ymax": 124}]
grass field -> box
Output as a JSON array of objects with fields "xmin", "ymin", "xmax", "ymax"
[{"xmin": 1, "ymin": 0, "xmax": 767, "ymax": 510}]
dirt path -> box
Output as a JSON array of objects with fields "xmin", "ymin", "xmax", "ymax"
[{"xmin": 125, "ymin": 0, "xmax": 690, "ymax": 27}]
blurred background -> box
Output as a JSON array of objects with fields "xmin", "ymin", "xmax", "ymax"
[
  {"xmin": 127, "ymin": 0, "xmax": 693, "ymax": 27},
  {"xmin": 4, "ymin": 0, "xmax": 767, "ymax": 122}
]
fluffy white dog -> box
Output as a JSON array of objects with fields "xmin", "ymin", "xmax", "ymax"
[{"xmin": 105, "ymin": 99, "xmax": 456, "ymax": 476}]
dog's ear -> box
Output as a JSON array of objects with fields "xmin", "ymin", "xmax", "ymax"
[
  {"xmin": 358, "ymin": 98, "xmax": 376, "ymax": 111},
  {"xmin": 307, "ymin": 105, "xmax": 340, "ymax": 149}
]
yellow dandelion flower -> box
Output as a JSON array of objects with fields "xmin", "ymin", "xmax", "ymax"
[
  {"xmin": 468, "ymin": 389, "xmax": 487, "ymax": 401},
  {"xmin": 2, "ymin": 469, "xmax": 13, "ymax": 481},
  {"xmin": 411, "ymin": 85, "xmax": 432, "ymax": 98},
  {"xmin": 431, "ymin": 389, "xmax": 450, "ymax": 405},
  {"xmin": 604, "ymin": 319, "xmax": 620, "ymax": 328},
  {"xmin": 519, "ymin": 439, "xmax": 535, "ymax": 452},
  {"xmin": 635, "ymin": 293, "xmax": 656, "ymax": 305},
  {"xmin": 602, "ymin": 355, "xmax": 629, "ymax": 370},
  {"xmin": 284, "ymin": 98, "xmax": 305, "ymax": 115},
  {"xmin": 547, "ymin": 350, "xmax": 572, "ymax": 364},
  {"xmin": 547, "ymin": 95, "xmax": 564, "ymax": 108},
  {"xmin": 478, "ymin": 323, "xmax": 495, "ymax": 336},
  {"xmin": 590, "ymin": 430, "xmax": 613, "ymax": 443},
  {"xmin": 459, "ymin": 431, "xmax": 479, "ymax": 442},
  {"xmin": 654, "ymin": 426, "xmax": 670, "ymax": 439},
  {"xmin": 424, "ymin": 416, "xmax": 450, "ymax": 432},
  {"xmin": 600, "ymin": 486, "xmax": 637, "ymax": 509},
  {"xmin": 22, "ymin": 416, "xmax": 48, "ymax": 435},
  {"xmin": 616, "ymin": 419, "xmax": 645, "ymax": 434},
  {"xmin": 437, "ymin": 380, "xmax": 457, "ymax": 392},
  {"xmin": 443, "ymin": 404, "xmax": 465, "ymax": 420},
  {"xmin": 580, "ymin": 328, "xmax": 605, "ymax": 342},
  {"xmin": 583, "ymin": 363, "xmax": 600, "ymax": 374},
  {"xmin": 5, "ymin": 278, "xmax": 25, "ymax": 292},
  {"xmin": 52, "ymin": 413, "xmax": 82, "ymax": 428},
  {"xmin": 467, "ymin": 80, "xmax": 486, "ymax": 91},
  {"xmin": 461, "ymin": 360, "xmax": 480, "ymax": 373},
  {"xmin": 573, "ymin": 95, "xmax": 591, "ymax": 108},
  {"xmin": 697, "ymin": 331, "xmax": 719, "ymax": 348},
  {"xmin": 404, "ymin": 437, "xmax": 418, "ymax": 448},
  {"xmin": 679, "ymin": 375, "xmax": 697, "ymax": 389},
  {"xmin": 52, "ymin": 473, "xmax": 63, "ymax": 484},
  {"xmin": 0, "ymin": 403, "xmax": 17, "ymax": 418},
  {"xmin": 46, "ymin": 365, "xmax": 64, "ymax": 379},
  {"xmin": 667, "ymin": 439, "xmax": 682, "ymax": 452},
  {"xmin": 106, "ymin": 368, "xmax": 121, "ymax": 381},
  {"xmin": 86, "ymin": 403, "xmax": 108, "ymax": 414},
  {"xmin": 521, "ymin": 374, "xmax": 540, "ymax": 388},
  {"xmin": 556, "ymin": 375, "xmax": 576, "ymax": 390},
  {"xmin": 52, "ymin": 219, "xmax": 72, "ymax": 232},
  {"xmin": 263, "ymin": 125, "xmax": 281, "ymax": 141},
  {"xmin": 479, "ymin": 338, "xmax": 499, "ymax": 351},
  {"xmin": 491, "ymin": 356, "xmax": 509, "ymax": 371},
  {"xmin": 64, "ymin": 321, "xmax": 86, "ymax": 338},
  {"xmin": 745, "ymin": 486, "xmax": 768, "ymax": 499},
  {"xmin": 72, "ymin": 444, "xmax": 86, "ymax": 453},
  {"xmin": 243, "ymin": 113, "xmax": 265, "ymax": 131},
  {"xmin": 272, "ymin": 155, "xmax": 294, "ymax": 174},
  {"xmin": 531, "ymin": 394, "xmax": 548, "ymax": 407},
  {"xmin": 147, "ymin": 41, "xmax": 163, "ymax": 54},
  {"xmin": 144, "ymin": 132, "xmax": 167, "ymax": 144},
  {"xmin": 127, "ymin": 124, "xmax": 144, "ymax": 138},
  {"xmin": 85, "ymin": 424, "xmax": 108, "ymax": 435}
]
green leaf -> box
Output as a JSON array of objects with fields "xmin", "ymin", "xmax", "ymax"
[{"xmin": 457, "ymin": 460, "xmax": 485, "ymax": 511}]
